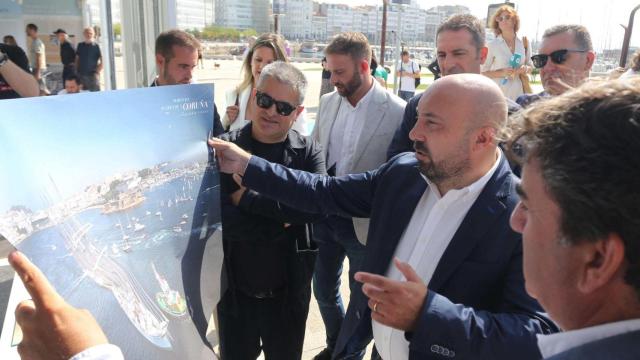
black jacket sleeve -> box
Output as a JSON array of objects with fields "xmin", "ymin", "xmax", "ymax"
[{"xmin": 387, "ymin": 93, "xmax": 421, "ymax": 159}]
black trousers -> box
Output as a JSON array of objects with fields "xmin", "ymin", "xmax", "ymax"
[{"xmin": 217, "ymin": 286, "xmax": 312, "ymax": 360}]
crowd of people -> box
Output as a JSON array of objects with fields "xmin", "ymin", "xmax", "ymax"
[
  {"xmin": 2, "ymin": 9, "xmax": 640, "ymax": 360},
  {"xmin": 1, "ymin": 23, "xmax": 102, "ymax": 98}
]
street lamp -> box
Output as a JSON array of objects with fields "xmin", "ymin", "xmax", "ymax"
[{"xmin": 620, "ymin": 4, "xmax": 640, "ymax": 67}]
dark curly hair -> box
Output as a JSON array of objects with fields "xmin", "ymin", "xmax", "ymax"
[{"xmin": 509, "ymin": 78, "xmax": 640, "ymax": 298}]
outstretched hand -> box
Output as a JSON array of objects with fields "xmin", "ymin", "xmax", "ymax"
[
  {"xmin": 354, "ymin": 258, "xmax": 427, "ymax": 332},
  {"xmin": 9, "ymin": 251, "xmax": 108, "ymax": 360},
  {"xmin": 208, "ymin": 137, "xmax": 252, "ymax": 175}
]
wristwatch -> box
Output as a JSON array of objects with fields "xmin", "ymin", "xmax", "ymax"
[{"xmin": 0, "ymin": 50, "xmax": 8, "ymax": 68}]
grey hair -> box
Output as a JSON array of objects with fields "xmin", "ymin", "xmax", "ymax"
[
  {"xmin": 543, "ymin": 24, "xmax": 593, "ymax": 51},
  {"xmin": 257, "ymin": 61, "xmax": 308, "ymax": 105}
]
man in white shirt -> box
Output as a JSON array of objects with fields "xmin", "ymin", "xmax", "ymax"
[
  {"xmin": 396, "ymin": 50, "xmax": 420, "ymax": 102},
  {"xmin": 310, "ymin": 31, "xmax": 405, "ymax": 360},
  {"xmin": 25, "ymin": 23, "xmax": 48, "ymax": 95},
  {"xmin": 510, "ymin": 78, "xmax": 640, "ymax": 359}
]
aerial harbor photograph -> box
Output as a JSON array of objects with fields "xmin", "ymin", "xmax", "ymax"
[{"xmin": 0, "ymin": 84, "xmax": 221, "ymax": 359}]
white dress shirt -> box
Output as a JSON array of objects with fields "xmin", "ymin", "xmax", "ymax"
[
  {"xmin": 537, "ymin": 318, "xmax": 640, "ymax": 358},
  {"xmin": 399, "ymin": 60, "xmax": 418, "ymax": 92},
  {"xmin": 372, "ymin": 151, "xmax": 502, "ymax": 360},
  {"xmin": 70, "ymin": 344, "xmax": 124, "ymax": 360},
  {"xmin": 327, "ymin": 82, "xmax": 375, "ymax": 175}
]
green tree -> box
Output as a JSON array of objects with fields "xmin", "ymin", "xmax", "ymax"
[{"xmin": 187, "ymin": 26, "xmax": 257, "ymax": 41}]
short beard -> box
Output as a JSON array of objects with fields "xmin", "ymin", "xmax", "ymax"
[
  {"xmin": 162, "ymin": 60, "xmax": 177, "ymax": 85},
  {"xmin": 414, "ymin": 140, "xmax": 471, "ymax": 185},
  {"xmin": 335, "ymin": 65, "xmax": 363, "ymax": 98}
]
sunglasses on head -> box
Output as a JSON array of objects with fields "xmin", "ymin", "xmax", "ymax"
[
  {"xmin": 531, "ymin": 49, "xmax": 587, "ymax": 69},
  {"xmin": 256, "ymin": 91, "xmax": 297, "ymax": 116}
]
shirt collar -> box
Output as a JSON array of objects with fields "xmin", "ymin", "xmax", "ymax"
[
  {"xmin": 422, "ymin": 150, "xmax": 502, "ymax": 201},
  {"xmin": 537, "ymin": 318, "xmax": 640, "ymax": 358}
]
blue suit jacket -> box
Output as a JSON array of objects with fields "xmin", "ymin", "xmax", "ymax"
[
  {"xmin": 545, "ymin": 330, "xmax": 640, "ymax": 360},
  {"xmin": 242, "ymin": 152, "xmax": 558, "ymax": 359}
]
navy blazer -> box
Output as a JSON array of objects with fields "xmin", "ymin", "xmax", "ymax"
[
  {"xmin": 242, "ymin": 152, "xmax": 558, "ymax": 359},
  {"xmin": 545, "ymin": 330, "xmax": 640, "ymax": 360}
]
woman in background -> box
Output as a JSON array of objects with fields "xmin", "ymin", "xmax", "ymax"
[
  {"xmin": 223, "ymin": 33, "xmax": 308, "ymax": 134},
  {"xmin": 481, "ymin": 5, "xmax": 530, "ymax": 100}
]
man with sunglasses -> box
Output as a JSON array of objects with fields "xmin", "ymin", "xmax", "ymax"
[
  {"xmin": 310, "ymin": 31, "xmax": 405, "ymax": 360},
  {"xmin": 208, "ymin": 73, "xmax": 557, "ymax": 360},
  {"xmin": 516, "ymin": 24, "xmax": 595, "ymax": 108},
  {"xmin": 215, "ymin": 61, "xmax": 326, "ymax": 360}
]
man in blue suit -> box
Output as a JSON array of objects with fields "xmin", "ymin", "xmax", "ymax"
[
  {"xmin": 209, "ymin": 73, "xmax": 557, "ymax": 359},
  {"xmin": 3, "ymin": 74, "xmax": 560, "ymax": 359},
  {"xmin": 510, "ymin": 79, "xmax": 640, "ymax": 359}
]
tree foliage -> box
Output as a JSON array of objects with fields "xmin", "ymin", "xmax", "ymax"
[{"xmin": 186, "ymin": 26, "xmax": 257, "ymax": 41}]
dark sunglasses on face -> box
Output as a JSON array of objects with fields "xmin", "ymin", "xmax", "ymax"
[
  {"xmin": 256, "ymin": 91, "xmax": 297, "ymax": 116},
  {"xmin": 531, "ymin": 49, "xmax": 587, "ymax": 69},
  {"xmin": 496, "ymin": 14, "xmax": 512, "ymax": 22}
]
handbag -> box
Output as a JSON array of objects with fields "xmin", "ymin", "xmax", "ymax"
[{"xmin": 520, "ymin": 36, "xmax": 533, "ymax": 94}]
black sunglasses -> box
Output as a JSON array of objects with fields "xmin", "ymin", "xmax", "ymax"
[
  {"xmin": 256, "ymin": 91, "xmax": 297, "ymax": 116},
  {"xmin": 531, "ymin": 49, "xmax": 587, "ymax": 69}
]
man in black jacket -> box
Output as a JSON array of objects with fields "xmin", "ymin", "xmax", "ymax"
[
  {"xmin": 216, "ymin": 61, "xmax": 326, "ymax": 359},
  {"xmin": 54, "ymin": 29, "xmax": 76, "ymax": 82}
]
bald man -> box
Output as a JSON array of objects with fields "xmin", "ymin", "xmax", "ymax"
[{"xmin": 209, "ymin": 73, "xmax": 557, "ymax": 359}]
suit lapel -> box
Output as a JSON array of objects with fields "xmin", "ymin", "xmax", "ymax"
[
  {"xmin": 428, "ymin": 157, "xmax": 513, "ymax": 291},
  {"xmin": 365, "ymin": 166, "xmax": 427, "ymax": 275},
  {"xmin": 319, "ymin": 93, "xmax": 342, "ymax": 153},
  {"xmin": 351, "ymin": 82, "xmax": 387, "ymax": 167}
]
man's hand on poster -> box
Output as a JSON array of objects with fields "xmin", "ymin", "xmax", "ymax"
[
  {"xmin": 230, "ymin": 173, "xmax": 247, "ymax": 206},
  {"xmin": 354, "ymin": 258, "xmax": 427, "ymax": 332},
  {"xmin": 9, "ymin": 251, "xmax": 108, "ymax": 360},
  {"xmin": 208, "ymin": 138, "xmax": 251, "ymax": 175}
]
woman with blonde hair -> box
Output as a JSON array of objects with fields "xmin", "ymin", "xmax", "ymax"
[
  {"xmin": 223, "ymin": 33, "xmax": 308, "ymax": 134},
  {"xmin": 481, "ymin": 5, "xmax": 531, "ymax": 100}
]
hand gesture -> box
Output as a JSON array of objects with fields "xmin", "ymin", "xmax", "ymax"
[
  {"xmin": 354, "ymin": 258, "xmax": 427, "ymax": 332},
  {"xmin": 208, "ymin": 137, "xmax": 252, "ymax": 175},
  {"xmin": 9, "ymin": 251, "xmax": 109, "ymax": 360}
]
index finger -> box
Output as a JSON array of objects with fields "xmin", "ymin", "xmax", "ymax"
[
  {"xmin": 8, "ymin": 251, "xmax": 64, "ymax": 309},
  {"xmin": 354, "ymin": 271, "xmax": 400, "ymax": 292},
  {"xmin": 207, "ymin": 137, "xmax": 233, "ymax": 150}
]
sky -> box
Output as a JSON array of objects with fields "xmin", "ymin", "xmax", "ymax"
[
  {"xmin": 317, "ymin": 0, "xmax": 640, "ymax": 51},
  {"xmin": 0, "ymin": 84, "xmax": 214, "ymax": 214}
]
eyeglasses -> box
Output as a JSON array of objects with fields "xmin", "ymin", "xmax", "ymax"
[
  {"xmin": 496, "ymin": 14, "xmax": 512, "ymax": 22},
  {"xmin": 256, "ymin": 91, "xmax": 297, "ymax": 116},
  {"xmin": 531, "ymin": 49, "xmax": 588, "ymax": 68}
]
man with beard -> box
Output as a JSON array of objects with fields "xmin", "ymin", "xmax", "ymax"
[
  {"xmin": 6, "ymin": 74, "xmax": 556, "ymax": 360},
  {"xmin": 387, "ymin": 14, "xmax": 522, "ymax": 159},
  {"xmin": 309, "ymin": 31, "xmax": 405, "ymax": 360},
  {"xmin": 516, "ymin": 24, "xmax": 595, "ymax": 108},
  {"xmin": 207, "ymin": 73, "xmax": 557, "ymax": 359},
  {"xmin": 151, "ymin": 29, "xmax": 224, "ymax": 136}
]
